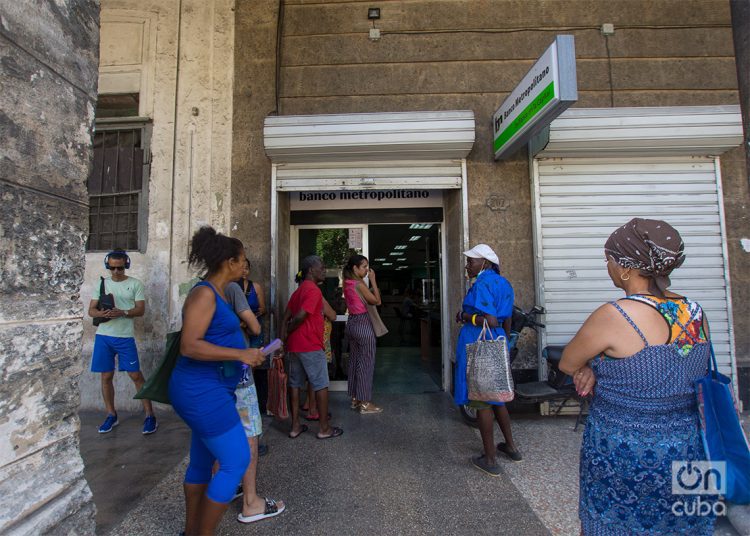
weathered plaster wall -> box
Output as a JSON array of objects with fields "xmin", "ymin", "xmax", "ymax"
[
  {"xmin": 232, "ymin": 1, "xmax": 279, "ymax": 323},
  {"xmin": 720, "ymin": 147, "xmax": 750, "ymax": 402},
  {"xmin": 79, "ymin": 0, "xmax": 235, "ymax": 411},
  {"xmin": 0, "ymin": 1, "xmax": 99, "ymax": 532}
]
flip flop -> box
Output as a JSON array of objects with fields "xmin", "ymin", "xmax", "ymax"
[
  {"xmin": 288, "ymin": 424, "xmax": 308, "ymax": 439},
  {"xmin": 496, "ymin": 442, "xmax": 523, "ymax": 462},
  {"xmin": 316, "ymin": 426, "xmax": 343, "ymax": 440},
  {"xmin": 472, "ymin": 455, "xmax": 501, "ymax": 476},
  {"xmin": 237, "ymin": 497, "xmax": 286, "ymax": 524}
]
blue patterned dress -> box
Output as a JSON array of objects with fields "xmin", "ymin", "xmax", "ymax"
[{"xmin": 579, "ymin": 298, "xmax": 715, "ymax": 535}]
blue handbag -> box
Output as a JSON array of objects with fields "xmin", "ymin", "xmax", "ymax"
[{"xmin": 695, "ymin": 343, "xmax": 750, "ymax": 504}]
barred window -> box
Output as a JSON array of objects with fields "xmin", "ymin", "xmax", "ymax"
[{"xmin": 87, "ymin": 118, "xmax": 150, "ymax": 251}]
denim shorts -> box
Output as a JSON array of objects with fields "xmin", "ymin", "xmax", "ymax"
[
  {"xmin": 287, "ymin": 350, "xmax": 329, "ymax": 391},
  {"xmin": 235, "ymin": 383, "xmax": 263, "ymax": 438}
]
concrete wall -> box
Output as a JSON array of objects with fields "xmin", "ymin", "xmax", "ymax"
[
  {"xmin": 234, "ymin": 0, "xmax": 748, "ymax": 383},
  {"xmin": 0, "ymin": 1, "xmax": 99, "ymax": 533},
  {"xmin": 79, "ymin": 0, "xmax": 236, "ymax": 411}
]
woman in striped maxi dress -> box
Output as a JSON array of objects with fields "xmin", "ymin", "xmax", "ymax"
[{"xmin": 343, "ymin": 254, "xmax": 384, "ymax": 414}]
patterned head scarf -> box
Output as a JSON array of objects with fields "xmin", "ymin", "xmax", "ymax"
[{"xmin": 604, "ymin": 218, "xmax": 686, "ymax": 296}]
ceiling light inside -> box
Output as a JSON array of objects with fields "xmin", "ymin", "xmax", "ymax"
[
  {"xmin": 394, "ymin": 245, "xmax": 407, "ymax": 250},
  {"xmin": 409, "ymin": 235, "xmax": 421, "ymax": 241}
]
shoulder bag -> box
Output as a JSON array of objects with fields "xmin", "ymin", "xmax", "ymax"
[
  {"xmin": 93, "ymin": 277, "xmax": 115, "ymax": 326},
  {"xmin": 695, "ymin": 342, "xmax": 750, "ymax": 504},
  {"xmin": 354, "ymin": 283, "xmax": 388, "ymax": 337},
  {"xmin": 134, "ymin": 330, "xmax": 182, "ymax": 404},
  {"xmin": 268, "ymin": 355, "xmax": 289, "ymax": 420},
  {"xmin": 466, "ymin": 320, "xmax": 514, "ymax": 403}
]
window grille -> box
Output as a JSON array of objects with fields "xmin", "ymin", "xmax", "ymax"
[{"xmin": 87, "ymin": 119, "xmax": 150, "ymax": 251}]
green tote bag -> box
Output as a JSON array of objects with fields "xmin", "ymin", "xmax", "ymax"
[{"xmin": 134, "ymin": 331, "xmax": 181, "ymax": 405}]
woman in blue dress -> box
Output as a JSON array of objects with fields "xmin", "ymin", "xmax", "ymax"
[
  {"xmin": 560, "ymin": 218, "xmax": 715, "ymax": 535},
  {"xmin": 455, "ymin": 244, "xmax": 520, "ymax": 476},
  {"xmin": 169, "ymin": 226, "xmax": 265, "ymax": 535}
]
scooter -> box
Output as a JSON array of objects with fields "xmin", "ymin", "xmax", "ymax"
[{"xmin": 459, "ymin": 305, "xmax": 583, "ymax": 428}]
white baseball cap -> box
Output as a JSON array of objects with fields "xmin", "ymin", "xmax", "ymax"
[{"xmin": 463, "ymin": 244, "xmax": 499, "ymax": 266}]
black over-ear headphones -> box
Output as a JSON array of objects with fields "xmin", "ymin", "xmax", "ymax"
[{"xmin": 104, "ymin": 250, "xmax": 131, "ymax": 270}]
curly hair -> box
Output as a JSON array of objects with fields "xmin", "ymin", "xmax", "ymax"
[{"xmin": 188, "ymin": 226, "xmax": 244, "ymax": 274}]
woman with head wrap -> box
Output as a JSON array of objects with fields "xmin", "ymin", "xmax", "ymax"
[
  {"xmin": 560, "ymin": 218, "xmax": 714, "ymax": 535},
  {"xmin": 455, "ymin": 244, "xmax": 520, "ymax": 476}
]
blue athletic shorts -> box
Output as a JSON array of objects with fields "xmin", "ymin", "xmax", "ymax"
[{"xmin": 91, "ymin": 334, "xmax": 140, "ymax": 372}]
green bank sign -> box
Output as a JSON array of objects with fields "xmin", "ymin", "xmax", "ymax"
[{"xmin": 493, "ymin": 35, "xmax": 577, "ymax": 160}]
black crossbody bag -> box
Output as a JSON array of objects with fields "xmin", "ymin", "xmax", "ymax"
[{"xmin": 93, "ymin": 277, "xmax": 115, "ymax": 326}]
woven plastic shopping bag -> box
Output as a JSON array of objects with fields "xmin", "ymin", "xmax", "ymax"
[
  {"xmin": 466, "ymin": 321, "xmax": 514, "ymax": 403},
  {"xmin": 695, "ymin": 343, "xmax": 750, "ymax": 504},
  {"xmin": 268, "ymin": 355, "xmax": 289, "ymax": 420}
]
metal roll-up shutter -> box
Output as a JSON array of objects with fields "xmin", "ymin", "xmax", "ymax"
[{"xmin": 533, "ymin": 156, "xmax": 735, "ymax": 377}]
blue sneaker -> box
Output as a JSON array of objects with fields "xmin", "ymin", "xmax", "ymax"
[
  {"xmin": 142, "ymin": 415, "xmax": 158, "ymax": 435},
  {"xmin": 98, "ymin": 414, "xmax": 118, "ymax": 434}
]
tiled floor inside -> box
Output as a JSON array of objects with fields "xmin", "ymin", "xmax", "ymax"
[{"xmin": 373, "ymin": 345, "xmax": 442, "ymax": 394}]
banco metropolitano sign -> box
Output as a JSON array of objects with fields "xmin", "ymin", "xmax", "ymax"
[{"xmin": 493, "ymin": 35, "xmax": 577, "ymax": 160}]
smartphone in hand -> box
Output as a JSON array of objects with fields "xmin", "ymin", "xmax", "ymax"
[{"xmin": 262, "ymin": 338, "xmax": 282, "ymax": 356}]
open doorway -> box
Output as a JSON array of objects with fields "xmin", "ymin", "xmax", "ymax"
[
  {"xmin": 368, "ymin": 224, "xmax": 442, "ymax": 394},
  {"xmin": 290, "ymin": 222, "xmax": 443, "ymax": 394}
]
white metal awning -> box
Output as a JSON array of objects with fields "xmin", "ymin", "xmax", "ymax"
[
  {"xmin": 274, "ymin": 159, "xmax": 463, "ymax": 191},
  {"xmin": 264, "ymin": 110, "xmax": 475, "ymax": 162},
  {"xmin": 538, "ymin": 105, "xmax": 743, "ymax": 157}
]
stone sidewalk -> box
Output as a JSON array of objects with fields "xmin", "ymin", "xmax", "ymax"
[
  {"xmin": 102, "ymin": 393, "xmax": 548, "ymax": 535},
  {"xmin": 80, "ymin": 393, "xmax": 745, "ymax": 535}
]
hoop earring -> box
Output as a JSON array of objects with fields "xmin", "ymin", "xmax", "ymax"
[{"xmin": 620, "ymin": 272, "xmax": 631, "ymax": 281}]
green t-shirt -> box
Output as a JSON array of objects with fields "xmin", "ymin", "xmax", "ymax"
[{"xmin": 94, "ymin": 276, "xmax": 145, "ymax": 338}]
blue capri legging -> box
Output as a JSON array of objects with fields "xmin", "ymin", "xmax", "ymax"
[{"xmin": 184, "ymin": 421, "xmax": 250, "ymax": 503}]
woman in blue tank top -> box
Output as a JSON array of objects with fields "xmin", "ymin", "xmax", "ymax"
[
  {"xmin": 169, "ymin": 226, "xmax": 264, "ymax": 535},
  {"xmin": 236, "ymin": 259, "xmax": 266, "ymax": 349}
]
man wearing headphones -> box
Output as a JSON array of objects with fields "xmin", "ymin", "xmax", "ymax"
[{"xmin": 88, "ymin": 249, "xmax": 156, "ymax": 435}]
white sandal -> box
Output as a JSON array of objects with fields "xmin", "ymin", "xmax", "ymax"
[{"xmin": 237, "ymin": 497, "xmax": 285, "ymax": 524}]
